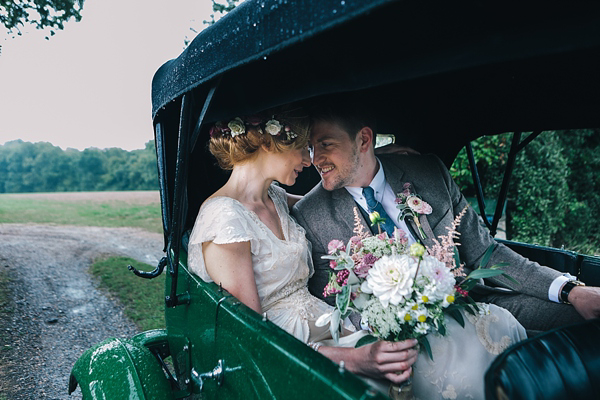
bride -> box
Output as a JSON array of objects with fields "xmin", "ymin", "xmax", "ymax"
[{"xmin": 187, "ymin": 106, "xmax": 526, "ymax": 399}]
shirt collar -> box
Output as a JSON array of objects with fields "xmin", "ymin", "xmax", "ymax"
[
  {"xmin": 370, "ymin": 158, "xmax": 386, "ymax": 195},
  {"xmin": 345, "ymin": 158, "xmax": 386, "ymax": 201}
]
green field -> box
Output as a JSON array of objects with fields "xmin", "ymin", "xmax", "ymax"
[{"xmin": 0, "ymin": 191, "xmax": 162, "ymax": 234}]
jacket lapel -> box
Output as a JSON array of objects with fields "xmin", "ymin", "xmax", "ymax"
[
  {"xmin": 380, "ymin": 158, "xmax": 436, "ymax": 248},
  {"xmin": 331, "ymin": 188, "xmax": 370, "ymax": 239}
]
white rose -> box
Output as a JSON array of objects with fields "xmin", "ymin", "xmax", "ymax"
[
  {"xmin": 365, "ymin": 254, "xmax": 417, "ymax": 308},
  {"xmin": 228, "ymin": 117, "xmax": 246, "ymax": 136},
  {"xmin": 265, "ymin": 119, "xmax": 282, "ymax": 135}
]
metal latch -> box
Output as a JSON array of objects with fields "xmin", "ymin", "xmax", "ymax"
[{"xmin": 191, "ymin": 359, "xmax": 225, "ymax": 392}]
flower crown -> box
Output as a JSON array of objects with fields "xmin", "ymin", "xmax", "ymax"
[{"xmin": 209, "ymin": 115, "xmax": 299, "ymax": 141}]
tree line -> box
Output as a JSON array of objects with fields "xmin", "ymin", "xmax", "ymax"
[{"xmin": 0, "ymin": 140, "xmax": 158, "ymax": 193}]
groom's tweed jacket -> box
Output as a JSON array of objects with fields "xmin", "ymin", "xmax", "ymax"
[{"xmin": 292, "ymin": 154, "xmax": 562, "ymax": 305}]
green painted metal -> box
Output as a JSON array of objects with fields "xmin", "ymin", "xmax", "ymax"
[
  {"xmin": 69, "ymin": 335, "xmax": 174, "ymax": 400},
  {"xmin": 163, "ymin": 248, "xmax": 387, "ymax": 399}
]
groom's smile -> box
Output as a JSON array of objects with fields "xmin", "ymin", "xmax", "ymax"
[
  {"xmin": 309, "ymin": 121, "xmax": 367, "ymax": 191},
  {"xmin": 319, "ymin": 165, "xmax": 335, "ymax": 175}
]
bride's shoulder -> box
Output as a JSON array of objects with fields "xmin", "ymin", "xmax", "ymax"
[
  {"xmin": 192, "ymin": 196, "xmax": 256, "ymax": 242},
  {"xmin": 199, "ymin": 196, "xmax": 246, "ymax": 220}
]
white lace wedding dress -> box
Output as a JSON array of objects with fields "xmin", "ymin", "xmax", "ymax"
[{"xmin": 188, "ymin": 184, "xmax": 526, "ymax": 400}]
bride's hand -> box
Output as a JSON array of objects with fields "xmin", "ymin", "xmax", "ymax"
[{"xmin": 352, "ymin": 339, "xmax": 419, "ymax": 384}]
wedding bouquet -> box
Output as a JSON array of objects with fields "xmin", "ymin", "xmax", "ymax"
[{"xmin": 317, "ymin": 206, "xmax": 516, "ymax": 358}]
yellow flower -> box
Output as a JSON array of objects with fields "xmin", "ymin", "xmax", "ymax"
[
  {"xmin": 418, "ymin": 314, "xmax": 427, "ymax": 323},
  {"xmin": 404, "ymin": 314, "xmax": 412, "ymax": 321},
  {"xmin": 446, "ymin": 295, "xmax": 455, "ymax": 304}
]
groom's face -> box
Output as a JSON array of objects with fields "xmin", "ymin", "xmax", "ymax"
[{"xmin": 309, "ymin": 120, "xmax": 362, "ymax": 191}]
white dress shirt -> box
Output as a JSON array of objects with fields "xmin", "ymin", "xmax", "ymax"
[{"xmin": 345, "ymin": 158, "xmax": 417, "ymax": 245}]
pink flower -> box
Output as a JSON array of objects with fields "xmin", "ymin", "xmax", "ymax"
[
  {"xmin": 329, "ymin": 260, "xmax": 337, "ymax": 270},
  {"xmin": 362, "ymin": 253, "xmax": 378, "ymax": 268},
  {"xmin": 376, "ymin": 232, "xmax": 387, "ymax": 240},
  {"xmin": 455, "ymin": 285, "xmax": 469, "ymax": 297},
  {"xmin": 323, "ymin": 283, "xmax": 341, "ymax": 297},
  {"xmin": 336, "ymin": 269, "xmax": 349, "ymax": 285},
  {"xmin": 351, "ymin": 253, "xmax": 363, "ymax": 265},
  {"xmin": 407, "ymin": 196, "xmax": 432, "ymax": 215},
  {"xmin": 349, "ymin": 235, "xmax": 363, "ymax": 248},
  {"xmin": 354, "ymin": 253, "xmax": 378, "ymax": 278},
  {"xmin": 354, "ymin": 263, "xmax": 370, "ymax": 279},
  {"xmin": 394, "ymin": 229, "xmax": 407, "ymax": 240},
  {"xmin": 328, "ymin": 239, "xmax": 346, "ymax": 254}
]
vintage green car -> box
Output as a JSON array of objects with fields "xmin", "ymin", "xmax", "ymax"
[{"xmin": 69, "ymin": 0, "xmax": 600, "ymax": 399}]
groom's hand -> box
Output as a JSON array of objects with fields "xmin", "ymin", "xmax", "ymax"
[
  {"xmin": 373, "ymin": 144, "xmax": 420, "ymax": 156},
  {"xmin": 356, "ymin": 339, "xmax": 419, "ymax": 384},
  {"xmin": 569, "ymin": 286, "xmax": 600, "ymax": 319}
]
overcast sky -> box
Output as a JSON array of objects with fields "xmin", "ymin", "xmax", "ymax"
[{"xmin": 0, "ymin": 0, "xmax": 216, "ymax": 151}]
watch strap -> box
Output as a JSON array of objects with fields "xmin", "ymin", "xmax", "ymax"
[{"xmin": 560, "ymin": 280, "xmax": 585, "ymax": 304}]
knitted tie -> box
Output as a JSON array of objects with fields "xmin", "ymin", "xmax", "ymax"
[{"xmin": 362, "ymin": 186, "xmax": 396, "ymax": 237}]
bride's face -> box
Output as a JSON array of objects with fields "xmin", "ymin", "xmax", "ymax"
[{"xmin": 268, "ymin": 146, "xmax": 311, "ymax": 186}]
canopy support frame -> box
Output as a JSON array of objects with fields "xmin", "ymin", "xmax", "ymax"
[
  {"xmin": 166, "ymin": 82, "xmax": 220, "ymax": 307},
  {"xmin": 468, "ymin": 131, "xmax": 542, "ymax": 237}
]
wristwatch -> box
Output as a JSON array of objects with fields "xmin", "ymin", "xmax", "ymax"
[{"xmin": 560, "ymin": 280, "xmax": 585, "ymax": 304}]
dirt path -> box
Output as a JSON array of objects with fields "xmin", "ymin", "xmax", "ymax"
[{"xmin": 0, "ymin": 224, "xmax": 164, "ymax": 399}]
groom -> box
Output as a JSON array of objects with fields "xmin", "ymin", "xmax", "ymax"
[{"xmin": 292, "ymin": 100, "xmax": 600, "ymax": 333}]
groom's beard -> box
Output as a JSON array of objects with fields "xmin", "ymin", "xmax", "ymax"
[{"xmin": 322, "ymin": 145, "xmax": 361, "ymax": 191}]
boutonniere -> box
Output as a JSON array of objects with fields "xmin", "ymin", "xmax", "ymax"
[{"xmin": 395, "ymin": 182, "xmax": 432, "ymax": 240}]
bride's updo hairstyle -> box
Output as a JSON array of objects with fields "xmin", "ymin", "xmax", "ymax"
[{"xmin": 208, "ymin": 105, "xmax": 310, "ymax": 170}]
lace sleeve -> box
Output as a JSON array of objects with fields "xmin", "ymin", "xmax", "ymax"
[{"xmin": 187, "ymin": 198, "xmax": 259, "ymax": 282}]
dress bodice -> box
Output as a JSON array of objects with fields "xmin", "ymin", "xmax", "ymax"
[{"xmin": 188, "ymin": 184, "xmax": 337, "ymax": 342}]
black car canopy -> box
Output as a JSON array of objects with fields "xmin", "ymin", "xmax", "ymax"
[{"xmin": 152, "ymin": 0, "xmax": 600, "ymax": 137}]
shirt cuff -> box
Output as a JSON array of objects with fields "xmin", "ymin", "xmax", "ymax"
[{"xmin": 548, "ymin": 274, "xmax": 575, "ymax": 303}]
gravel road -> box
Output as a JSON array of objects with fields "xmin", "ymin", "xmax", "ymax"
[{"xmin": 0, "ymin": 224, "xmax": 165, "ymax": 399}]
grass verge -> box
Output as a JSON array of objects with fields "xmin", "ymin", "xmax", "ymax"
[
  {"xmin": 90, "ymin": 256, "xmax": 166, "ymax": 331},
  {"xmin": 0, "ymin": 194, "xmax": 162, "ymax": 234}
]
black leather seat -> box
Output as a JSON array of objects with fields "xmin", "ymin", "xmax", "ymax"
[{"xmin": 485, "ymin": 318, "xmax": 600, "ymax": 400}]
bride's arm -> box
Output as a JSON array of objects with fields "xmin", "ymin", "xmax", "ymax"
[
  {"xmin": 318, "ymin": 339, "xmax": 418, "ymax": 384},
  {"xmin": 202, "ymin": 240, "xmax": 262, "ymax": 314},
  {"xmin": 286, "ymin": 193, "xmax": 303, "ymax": 208}
]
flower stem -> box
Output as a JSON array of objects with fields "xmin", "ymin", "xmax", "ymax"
[
  {"xmin": 414, "ymin": 258, "xmax": 422, "ymax": 281},
  {"xmin": 414, "ymin": 216, "xmax": 427, "ymax": 239}
]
